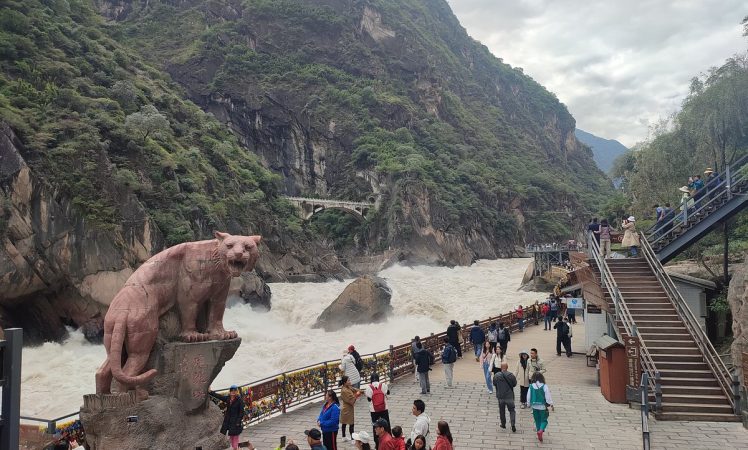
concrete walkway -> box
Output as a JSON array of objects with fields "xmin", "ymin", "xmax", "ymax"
[{"xmin": 237, "ymin": 320, "xmax": 746, "ymax": 449}]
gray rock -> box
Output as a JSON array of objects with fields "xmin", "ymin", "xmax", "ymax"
[
  {"xmin": 239, "ymin": 272, "xmax": 272, "ymax": 311},
  {"xmin": 728, "ymin": 257, "xmax": 747, "ymax": 382},
  {"xmin": 313, "ymin": 276, "xmax": 393, "ymax": 332}
]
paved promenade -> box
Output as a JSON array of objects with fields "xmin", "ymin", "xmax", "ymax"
[{"xmin": 238, "ymin": 320, "xmax": 746, "ymax": 449}]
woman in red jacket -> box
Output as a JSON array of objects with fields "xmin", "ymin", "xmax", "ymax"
[{"xmin": 432, "ymin": 421, "xmax": 453, "ymax": 450}]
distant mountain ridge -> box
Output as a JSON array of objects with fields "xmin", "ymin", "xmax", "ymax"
[{"xmin": 575, "ymin": 129, "xmax": 628, "ymax": 173}]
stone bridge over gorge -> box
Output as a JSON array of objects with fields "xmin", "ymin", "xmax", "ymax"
[{"xmin": 284, "ymin": 196, "xmax": 375, "ymax": 221}]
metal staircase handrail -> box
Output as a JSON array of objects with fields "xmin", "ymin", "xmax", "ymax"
[
  {"xmin": 640, "ymin": 234, "xmax": 735, "ymax": 413},
  {"xmin": 646, "ymin": 154, "xmax": 748, "ymax": 247},
  {"xmin": 586, "ymin": 232, "xmax": 658, "ymax": 396}
]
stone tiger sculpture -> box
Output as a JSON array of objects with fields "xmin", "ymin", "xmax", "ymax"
[{"xmin": 95, "ymin": 232, "xmax": 261, "ymax": 398}]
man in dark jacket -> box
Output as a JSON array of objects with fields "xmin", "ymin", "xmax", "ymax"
[
  {"xmin": 554, "ymin": 317, "xmax": 572, "ymax": 357},
  {"xmin": 497, "ymin": 322, "xmax": 511, "ymax": 354},
  {"xmin": 469, "ymin": 320, "xmax": 486, "ymax": 361},
  {"xmin": 441, "ymin": 337, "xmax": 457, "ymax": 387},
  {"xmin": 492, "ymin": 361, "xmax": 517, "ymax": 432},
  {"xmin": 304, "ymin": 428, "xmax": 326, "ymax": 450},
  {"xmin": 414, "ymin": 342, "xmax": 434, "ymax": 395},
  {"xmin": 446, "ymin": 320, "xmax": 462, "ymax": 358}
]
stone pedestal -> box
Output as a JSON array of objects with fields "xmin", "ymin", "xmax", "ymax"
[{"xmin": 81, "ymin": 338, "xmax": 241, "ymax": 450}]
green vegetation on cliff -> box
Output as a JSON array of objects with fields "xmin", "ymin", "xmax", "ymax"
[
  {"xmin": 0, "ymin": 0, "xmax": 300, "ymax": 245},
  {"xmin": 109, "ymin": 0, "xmax": 612, "ymax": 249}
]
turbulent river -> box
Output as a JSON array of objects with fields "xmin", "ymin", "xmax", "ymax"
[{"xmin": 21, "ymin": 258, "xmax": 545, "ymax": 418}]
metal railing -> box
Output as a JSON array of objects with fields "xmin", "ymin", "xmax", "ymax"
[
  {"xmin": 646, "ymin": 154, "xmax": 748, "ymax": 248},
  {"xmin": 586, "ymin": 232, "xmax": 659, "ymax": 395},
  {"xmin": 640, "ymin": 234, "xmax": 736, "ymax": 413},
  {"xmin": 640, "ymin": 373, "xmax": 651, "ymax": 450}
]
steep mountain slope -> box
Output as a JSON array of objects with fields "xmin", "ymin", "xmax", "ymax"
[
  {"xmin": 575, "ymin": 128, "xmax": 629, "ymax": 173},
  {"xmin": 101, "ymin": 0, "xmax": 613, "ymax": 262}
]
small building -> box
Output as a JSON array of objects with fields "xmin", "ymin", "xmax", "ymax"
[{"xmin": 665, "ymin": 271, "xmax": 719, "ymax": 337}]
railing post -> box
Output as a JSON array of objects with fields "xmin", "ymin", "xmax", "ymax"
[
  {"xmin": 654, "ymin": 371, "xmax": 662, "ymax": 412},
  {"xmin": 0, "ymin": 328, "xmax": 22, "ymax": 450},
  {"xmin": 47, "ymin": 420, "xmax": 57, "ymax": 435},
  {"xmin": 389, "ymin": 345, "xmax": 395, "ymax": 382},
  {"xmin": 732, "ymin": 372, "xmax": 741, "ymax": 415},
  {"xmin": 281, "ymin": 373, "xmax": 288, "ymax": 414},
  {"xmin": 642, "ymin": 372, "xmax": 649, "ymax": 412},
  {"xmin": 726, "ymin": 165, "xmax": 732, "ymax": 200}
]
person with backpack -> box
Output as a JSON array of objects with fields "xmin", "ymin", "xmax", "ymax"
[
  {"xmin": 339, "ymin": 375, "xmax": 361, "ymax": 442},
  {"xmin": 526, "ymin": 372, "xmax": 554, "ymax": 442},
  {"xmin": 341, "ymin": 346, "xmax": 362, "ymax": 389},
  {"xmin": 549, "ymin": 297, "xmax": 559, "ymax": 323},
  {"xmin": 446, "ymin": 320, "xmax": 462, "ymax": 359},
  {"xmin": 553, "ymin": 317, "xmax": 572, "ymax": 357},
  {"xmin": 364, "ymin": 373, "xmax": 390, "ymax": 449},
  {"xmin": 414, "ymin": 341, "xmax": 434, "ymax": 395},
  {"xmin": 542, "ymin": 302, "xmax": 551, "ymax": 330},
  {"xmin": 441, "ymin": 337, "xmax": 458, "ymax": 388},
  {"xmin": 468, "ymin": 320, "xmax": 485, "ymax": 361},
  {"xmin": 497, "ymin": 322, "xmax": 511, "ymax": 354},
  {"xmin": 487, "ymin": 322, "xmax": 499, "ymax": 352},
  {"xmin": 492, "ymin": 361, "xmax": 518, "ymax": 432}
]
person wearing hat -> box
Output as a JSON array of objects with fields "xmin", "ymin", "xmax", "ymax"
[
  {"xmin": 679, "ymin": 186, "xmax": 694, "ymax": 222},
  {"xmin": 621, "ymin": 216, "xmax": 640, "ymax": 257},
  {"xmin": 341, "ymin": 346, "xmax": 362, "ymax": 389},
  {"xmin": 704, "ymin": 168, "xmax": 720, "ymax": 199},
  {"xmin": 208, "ymin": 385, "xmax": 246, "ymax": 450},
  {"xmin": 372, "ymin": 418, "xmax": 395, "ymax": 450},
  {"xmin": 351, "ymin": 430, "xmax": 372, "ymax": 450},
  {"xmin": 304, "ymin": 428, "xmax": 326, "ymax": 450}
]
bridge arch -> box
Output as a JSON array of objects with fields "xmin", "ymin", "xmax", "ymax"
[{"xmin": 284, "ymin": 196, "xmax": 374, "ymax": 222}]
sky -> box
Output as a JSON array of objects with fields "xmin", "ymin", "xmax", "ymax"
[{"xmin": 446, "ymin": 0, "xmax": 747, "ymax": 147}]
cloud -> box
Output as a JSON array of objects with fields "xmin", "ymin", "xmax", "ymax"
[{"xmin": 447, "ymin": 0, "xmax": 747, "ymax": 146}]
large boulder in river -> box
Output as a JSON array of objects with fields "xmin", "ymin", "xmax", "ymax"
[
  {"xmin": 238, "ymin": 272, "xmax": 272, "ymax": 311},
  {"xmin": 314, "ymin": 276, "xmax": 393, "ymax": 332}
]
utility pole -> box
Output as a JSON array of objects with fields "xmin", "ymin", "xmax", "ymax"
[{"xmin": 723, "ymin": 222, "xmax": 729, "ymax": 286}]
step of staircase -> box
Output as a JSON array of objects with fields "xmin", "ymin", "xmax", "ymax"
[
  {"xmin": 649, "ymin": 353, "xmax": 703, "ymax": 362},
  {"xmin": 639, "ymin": 332, "xmax": 692, "ymax": 341},
  {"xmin": 648, "ymin": 346, "xmax": 699, "ymax": 355},
  {"xmin": 656, "ymin": 411, "xmax": 741, "ymax": 422},
  {"xmin": 661, "ymin": 385, "xmax": 725, "ymax": 396},
  {"xmin": 640, "ymin": 340, "xmax": 696, "ymax": 348},
  {"xmin": 663, "ymin": 394, "xmax": 730, "ymax": 405},
  {"xmin": 654, "ymin": 361, "xmax": 709, "ymax": 370},
  {"xmin": 658, "ymin": 369, "xmax": 714, "ymax": 378},
  {"xmin": 659, "ymin": 376, "xmax": 718, "ymax": 387},
  {"xmin": 660, "ymin": 402, "xmax": 734, "ymax": 414}
]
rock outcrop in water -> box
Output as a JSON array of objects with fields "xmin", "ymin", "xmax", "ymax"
[{"xmin": 314, "ymin": 276, "xmax": 393, "ymax": 332}]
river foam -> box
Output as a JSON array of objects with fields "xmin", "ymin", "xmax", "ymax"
[{"xmin": 21, "ymin": 258, "xmax": 543, "ymax": 418}]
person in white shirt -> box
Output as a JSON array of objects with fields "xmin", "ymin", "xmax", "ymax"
[
  {"xmin": 526, "ymin": 372, "xmax": 554, "ymax": 443},
  {"xmin": 408, "ymin": 399, "xmax": 430, "ymax": 447},
  {"xmin": 364, "ymin": 373, "xmax": 390, "ymax": 448}
]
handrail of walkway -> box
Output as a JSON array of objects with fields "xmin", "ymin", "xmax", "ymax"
[
  {"xmin": 210, "ymin": 303, "xmax": 544, "ymax": 427},
  {"xmin": 23, "ymin": 303, "xmax": 545, "ymax": 433},
  {"xmin": 640, "ymin": 233, "xmax": 736, "ymax": 413},
  {"xmin": 640, "ymin": 373, "xmax": 651, "ymax": 450},
  {"xmin": 586, "ymin": 232, "xmax": 658, "ymax": 396},
  {"xmin": 645, "ymin": 154, "xmax": 748, "ymax": 247}
]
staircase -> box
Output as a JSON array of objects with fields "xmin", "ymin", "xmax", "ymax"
[
  {"xmin": 648, "ymin": 155, "xmax": 748, "ymax": 264},
  {"xmin": 602, "ymin": 258, "xmax": 738, "ymax": 421}
]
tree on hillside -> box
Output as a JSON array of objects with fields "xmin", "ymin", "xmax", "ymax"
[{"xmin": 125, "ymin": 105, "xmax": 170, "ymax": 145}]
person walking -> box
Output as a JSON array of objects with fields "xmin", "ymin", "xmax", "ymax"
[
  {"xmin": 341, "ymin": 348, "xmax": 362, "ymax": 389},
  {"xmin": 653, "ymin": 204, "xmax": 664, "ymax": 237},
  {"xmin": 493, "ymin": 361, "xmax": 517, "ymax": 432},
  {"xmin": 527, "ymin": 373, "xmax": 554, "ymax": 443},
  {"xmin": 414, "ymin": 341, "xmax": 434, "ymax": 395},
  {"xmin": 598, "ymin": 218, "xmax": 612, "ymax": 258},
  {"xmin": 469, "ymin": 320, "xmax": 485, "ymax": 361},
  {"xmin": 446, "ymin": 321, "xmax": 462, "ymax": 359},
  {"xmin": 487, "ymin": 322, "xmax": 498, "ymax": 352},
  {"xmin": 549, "ymin": 297, "xmax": 559, "ymax": 323},
  {"xmin": 542, "ymin": 302, "xmax": 551, "ymax": 330},
  {"xmin": 497, "ymin": 322, "xmax": 511, "ymax": 354},
  {"xmin": 587, "ymin": 218, "xmax": 600, "ymax": 245},
  {"xmin": 554, "ymin": 317, "xmax": 572, "ymax": 357},
  {"xmin": 705, "ymin": 168, "xmax": 720, "ymax": 200},
  {"xmin": 621, "ymin": 216, "xmax": 640, "ymax": 258},
  {"xmin": 304, "ymin": 428, "xmax": 326, "ymax": 450},
  {"xmin": 317, "ymin": 390, "xmax": 341, "ymax": 450},
  {"xmin": 339, "ymin": 376, "xmax": 360, "ymax": 442},
  {"xmin": 208, "ymin": 385, "xmax": 245, "ymax": 450},
  {"xmin": 515, "ymin": 350, "xmax": 531, "ymax": 408},
  {"xmin": 364, "ymin": 373, "xmax": 390, "ymax": 449},
  {"xmin": 529, "ymin": 348, "xmax": 546, "ymax": 374},
  {"xmin": 441, "ymin": 337, "xmax": 458, "ymax": 388},
  {"xmin": 432, "ymin": 421, "xmax": 453, "ymax": 450},
  {"xmin": 478, "ymin": 341, "xmax": 494, "ymax": 394},
  {"xmin": 515, "ymin": 305, "xmax": 525, "ymax": 332},
  {"xmin": 408, "ymin": 400, "xmax": 431, "ymax": 447}
]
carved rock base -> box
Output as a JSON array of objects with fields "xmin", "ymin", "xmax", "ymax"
[{"xmin": 81, "ymin": 338, "xmax": 241, "ymax": 450}]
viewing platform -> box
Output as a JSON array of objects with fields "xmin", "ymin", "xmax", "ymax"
[{"xmin": 236, "ymin": 320, "xmax": 746, "ymax": 449}]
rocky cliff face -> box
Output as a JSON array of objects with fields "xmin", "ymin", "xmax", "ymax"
[
  {"xmin": 0, "ymin": 123, "xmax": 158, "ymax": 343},
  {"xmin": 102, "ymin": 0, "xmax": 611, "ymax": 266},
  {"xmin": 727, "ymin": 255, "xmax": 747, "ymax": 382}
]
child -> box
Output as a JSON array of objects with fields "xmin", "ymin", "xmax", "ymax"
[
  {"xmin": 527, "ymin": 372, "xmax": 554, "ymax": 442},
  {"xmin": 391, "ymin": 426, "xmax": 406, "ymax": 450}
]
